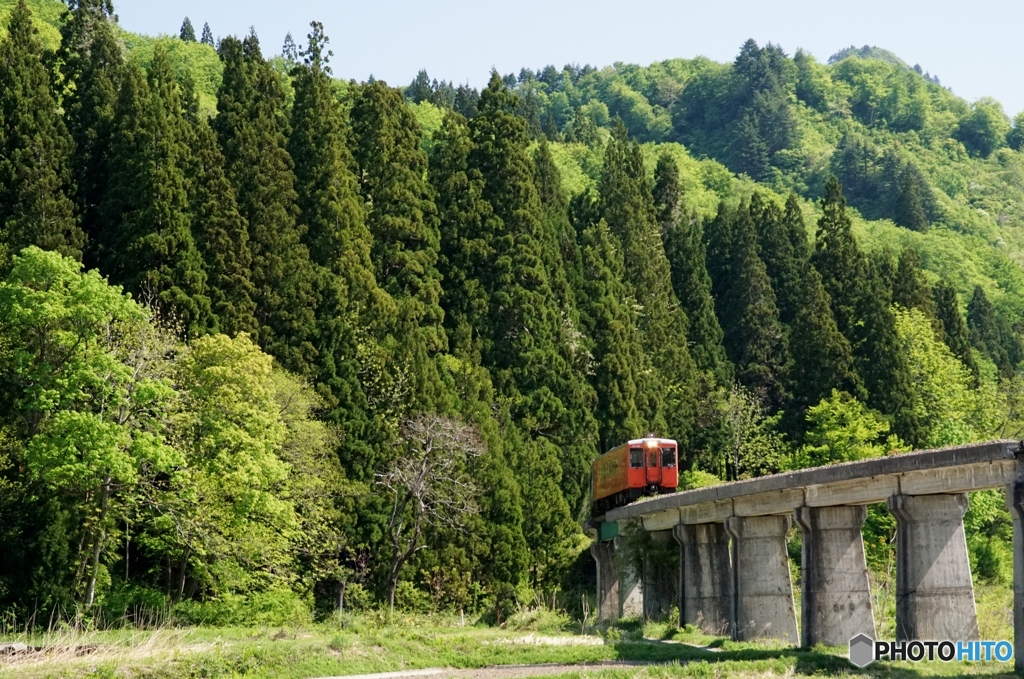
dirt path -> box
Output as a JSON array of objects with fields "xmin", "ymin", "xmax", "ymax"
[{"xmin": 311, "ymin": 661, "xmax": 663, "ymax": 679}]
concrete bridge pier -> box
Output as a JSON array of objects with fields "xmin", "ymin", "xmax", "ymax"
[
  {"xmin": 642, "ymin": 530, "xmax": 676, "ymax": 620},
  {"xmin": 590, "ymin": 536, "xmax": 642, "ymax": 621},
  {"xmin": 1005, "ymin": 482, "xmax": 1024, "ymax": 670},
  {"xmin": 673, "ymin": 523, "xmax": 733, "ymax": 635},
  {"xmin": 888, "ymin": 493, "xmax": 978, "ymax": 641},
  {"xmin": 725, "ymin": 515, "xmax": 798, "ymax": 642},
  {"xmin": 795, "ymin": 505, "xmax": 875, "ymax": 647}
]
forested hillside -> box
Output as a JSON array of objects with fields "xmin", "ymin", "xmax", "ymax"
[{"xmin": 1, "ymin": 0, "xmax": 1023, "ymax": 623}]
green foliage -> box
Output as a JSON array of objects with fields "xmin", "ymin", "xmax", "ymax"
[
  {"xmin": 968, "ymin": 284, "xmax": 1022, "ymax": 377},
  {"xmin": 0, "ymin": 0, "xmax": 61, "ymax": 49},
  {"xmin": 0, "ymin": 247, "xmax": 179, "ymax": 605},
  {"xmin": 467, "ymin": 72, "xmax": 598, "ymax": 517},
  {"xmin": 179, "ymin": 16, "xmax": 195, "ymax": 43},
  {"xmin": 184, "ymin": 85, "xmax": 257, "ymax": 338},
  {"xmin": 813, "ymin": 177, "xmax": 920, "ymax": 444},
  {"xmin": 6, "ymin": 16, "xmax": 1024, "ymax": 621},
  {"xmin": 661, "ymin": 159, "xmax": 731, "ymax": 386},
  {"xmin": 786, "ymin": 390, "xmax": 902, "ymax": 469},
  {"xmin": 600, "ymin": 124, "xmax": 697, "ymax": 441},
  {"xmin": 0, "ymin": 0, "xmax": 82, "ymax": 264},
  {"xmin": 933, "ymin": 279, "xmax": 979, "ymax": 380},
  {"xmin": 59, "ymin": 0, "xmax": 122, "ymax": 265},
  {"xmin": 956, "ymin": 98, "xmax": 1010, "ymax": 158},
  {"xmin": 214, "ymin": 32, "xmax": 318, "ymax": 375},
  {"xmin": 964, "ymin": 489, "xmax": 1013, "ymax": 585},
  {"xmin": 147, "ymin": 334, "xmax": 295, "ymax": 599},
  {"xmin": 576, "ymin": 218, "xmax": 647, "ymax": 453},
  {"xmin": 721, "ymin": 385, "xmax": 786, "ymax": 480},
  {"xmin": 787, "ymin": 264, "xmax": 860, "ymax": 428},
  {"xmin": 678, "ymin": 469, "xmax": 722, "ymax": 490},
  {"xmin": 100, "ymin": 49, "xmax": 211, "ymax": 338},
  {"xmin": 893, "ymin": 305, "xmax": 998, "ymax": 447},
  {"xmin": 287, "ymin": 23, "xmax": 390, "ymax": 481},
  {"xmin": 171, "ymin": 587, "xmax": 312, "ymax": 626}
]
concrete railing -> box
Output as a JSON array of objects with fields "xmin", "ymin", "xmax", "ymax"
[{"xmin": 588, "ymin": 439, "xmax": 1024, "ymax": 667}]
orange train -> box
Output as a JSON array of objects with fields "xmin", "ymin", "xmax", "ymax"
[{"xmin": 591, "ymin": 437, "xmax": 679, "ymax": 515}]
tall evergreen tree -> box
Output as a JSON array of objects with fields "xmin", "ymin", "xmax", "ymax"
[
  {"xmin": 288, "ymin": 25, "xmax": 385, "ymax": 326},
  {"xmin": 431, "ymin": 111, "xmax": 495, "ymax": 364},
  {"xmin": 599, "ymin": 123, "xmax": 698, "ymax": 442},
  {"xmin": 893, "ymin": 166, "xmax": 929, "ymax": 232},
  {"xmin": 350, "ymin": 78, "xmax": 450, "ymax": 416},
  {"xmin": 812, "ymin": 177, "xmax": 864, "ymax": 341},
  {"xmin": 577, "ymin": 218, "xmax": 649, "ymax": 453},
  {"xmin": 663, "ymin": 211, "xmax": 731, "ymax": 385},
  {"xmin": 813, "ymin": 176, "xmax": 920, "ymax": 444},
  {"xmin": 734, "ymin": 111, "xmax": 771, "ymax": 182},
  {"xmin": 99, "ymin": 51, "xmax": 210, "ymax": 338},
  {"xmin": 179, "ymin": 17, "xmax": 196, "ymax": 42},
  {"xmin": 892, "ymin": 247, "xmax": 935, "ymax": 318},
  {"xmin": 214, "ymin": 32, "xmax": 318, "ymax": 374},
  {"xmin": 780, "ymin": 193, "xmax": 811, "ymax": 262},
  {"xmin": 933, "ymin": 280, "xmax": 979, "ymax": 381},
  {"xmin": 467, "ymin": 72, "xmax": 598, "ymax": 516},
  {"xmin": 967, "ymin": 285, "xmax": 1013, "ymax": 375},
  {"xmin": 0, "ymin": 0, "xmax": 83, "ymax": 263},
  {"xmin": 704, "ymin": 201, "xmax": 736, "ymax": 310},
  {"xmin": 653, "ymin": 151, "xmax": 683, "ymax": 234},
  {"xmin": 201, "ymin": 23, "xmax": 214, "ymax": 46},
  {"xmin": 182, "ymin": 79, "xmax": 257, "ymax": 338},
  {"xmin": 721, "ymin": 206, "xmax": 790, "ymax": 410},
  {"xmin": 288, "ymin": 23, "xmax": 394, "ymax": 480},
  {"xmin": 350, "ymin": 80, "xmax": 445, "ymax": 353},
  {"xmin": 59, "ymin": 0, "xmax": 122, "ymax": 266},
  {"xmin": 453, "ymin": 84, "xmax": 479, "ymax": 119},
  {"xmin": 750, "ymin": 193, "xmax": 802, "ymax": 326},
  {"xmin": 532, "ymin": 140, "xmax": 582, "ymax": 316},
  {"xmin": 787, "ymin": 265, "xmax": 860, "ymax": 427}
]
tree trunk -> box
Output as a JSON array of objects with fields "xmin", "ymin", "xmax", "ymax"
[
  {"xmin": 84, "ymin": 477, "xmax": 112, "ymax": 606},
  {"xmin": 388, "ymin": 573, "xmax": 398, "ymax": 621},
  {"xmin": 338, "ymin": 581, "xmax": 345, "ymax": 624},
  {"xmin": 175, "ymin": 546, "xmax": 192, "ymax": 603}
]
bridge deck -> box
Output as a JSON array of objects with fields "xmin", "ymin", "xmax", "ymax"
[{"xmin": 603, "ymin": 439, "xmax": 1023, "ymax": 530}]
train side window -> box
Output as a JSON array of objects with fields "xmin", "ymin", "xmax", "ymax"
[
  {"xmin": 648, "ymin": 449, "xmax": 658, "ymax": 467},
  {"xmin": 629, "ymin": 447, "xmax": 643, "ymax": 468},
  {"xmin": 661, "ymin": 447, "xmax": 677, "ymax": 468}
]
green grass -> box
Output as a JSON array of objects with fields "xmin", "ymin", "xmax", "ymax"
[{"xmin": 0, "ymin": 592, "xmax": 1017, "ymax": 679}]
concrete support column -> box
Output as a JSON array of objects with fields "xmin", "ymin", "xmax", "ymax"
[
  {"xmin": 725, "ymin": 515, "xmax": 798, "ymax": 642},
  {"xmin": 642, "ymin": 530, "xmax": 676, "ymax": 620},
  {"xmin": 590, "ymin": 540, "xmax": 618, "ymax": 622},
  {"xmin": 795, "ymin": 505, "xmax": 875, "ymax": 647},
  {"xmin": 590, "ymin": 537, "xmax": 642, "ymax": 621},
  {"xmin": 1006, "ymin": 482, "xmax": 1024, "ymax": 670},
  {"xmin": 888, "ymin": 493, "xmax": 978, "ymax": 641},
  {"xmin": 673, "ymin": 523, "xmax": 733, "ymax": 635}
]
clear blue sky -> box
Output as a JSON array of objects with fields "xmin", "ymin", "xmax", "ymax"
[{"xmin": 113, "ymin": 0, "xmax": 1024, "ymax": 116}]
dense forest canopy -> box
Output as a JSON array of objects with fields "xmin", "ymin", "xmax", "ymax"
[{"xmin": 2, "ymin": 0, "xmax": 1024, "ymax": 622}]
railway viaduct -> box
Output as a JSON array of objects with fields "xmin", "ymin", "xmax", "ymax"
[{"xmin": 587, "ymin": 439, "xmax": 1024, "ymax": 666}]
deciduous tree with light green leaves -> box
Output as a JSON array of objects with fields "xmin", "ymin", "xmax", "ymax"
[
  {"xmin": 787, "ymin": 389, "xmax": 904, "ymax": 470},
  {"xmin": 144, "ymin": 333, "xmax": 297, "ymax": 601},
  {"xmin": 0, "ymin": 247, "xmax": 180, "ymax": 605},
  {"xmin": 893, "ymin": 305, "xmax": 1000, "ymax": 448}
]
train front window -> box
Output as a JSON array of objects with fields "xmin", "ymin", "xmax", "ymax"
[
  {"xmin": 661, "ymin": 447, "xmax": 677, "ymax": 468},
  {"xmin": 648, "ymin": 449, "xmax": 658, "ymax": 467},
  {"xmin": 629, "ymin": 447, "xmax": 643, "ymax": 468}
]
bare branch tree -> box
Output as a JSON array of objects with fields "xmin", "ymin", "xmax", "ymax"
[{"xmin": 376, "ymin": 413, "xmax": 484, "ymax": 617}]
